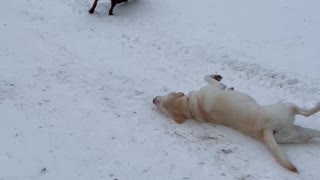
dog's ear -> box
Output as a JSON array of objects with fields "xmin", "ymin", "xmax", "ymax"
[
  {"xmin": 171, "ymin": 113, "xmax": 186, "ymax": 124},
  {"xmin": 172, "ymin": 92, "xmax": 185, "ymax": 97},
  {"xmin": 176, "ymin": 92, "xmax": 184, "ymax": 97}
]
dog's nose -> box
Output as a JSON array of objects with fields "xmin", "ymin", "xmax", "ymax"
[{"xmin": 153, "ymin": 96, "xmax": 159, "ymax": 104}]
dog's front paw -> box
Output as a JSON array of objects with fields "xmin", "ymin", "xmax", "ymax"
[{"xmin": 210, "ymin": 74, "xmax": 223, "ymax": 81}]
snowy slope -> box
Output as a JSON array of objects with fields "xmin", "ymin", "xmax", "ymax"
[{"xmin": 0, "ymin": 0, "xmax": 320, "ymax": 179}]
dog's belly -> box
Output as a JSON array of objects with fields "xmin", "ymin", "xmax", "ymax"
[
  {"xmin": 192, "ymin": 90, "xmax": 268, "ymax": 139},
  {"xmin": 207, "ymin": 106, "xmax": 266, "ymax": 139}
]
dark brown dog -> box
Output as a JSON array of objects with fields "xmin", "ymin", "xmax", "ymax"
[{"xmin": 89, "ymin": 0, "xmax": 128, "ymax": 15}]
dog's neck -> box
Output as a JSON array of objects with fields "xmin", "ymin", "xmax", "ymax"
[{"xmin": 186, "ymin": 94, "xmax": 209, "ymax": 122}]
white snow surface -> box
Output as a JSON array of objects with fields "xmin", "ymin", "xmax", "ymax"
[{"xmin": 1, "ymin": 0, "xmax": 320, "ymax": 179}]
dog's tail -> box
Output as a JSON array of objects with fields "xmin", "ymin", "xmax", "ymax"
[
  {"xmin": 262, "ymin": 129, "xmax": 298, "ymax": 173},
  {"xmin": 292, "ymin": 102, "xmax": 320, "ymax": 117}
]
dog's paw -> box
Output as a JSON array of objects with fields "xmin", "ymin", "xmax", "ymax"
[
  {"xmin": 210, "ymin": 74, "xmax": 223, "ymax": 81},
  {"xmin": 227, "ymin": 87, "xmax": 234, "ymax": 90},
  {"xmin": 88, "ymin": 9, "xmax": 94, "ymax": 14}
]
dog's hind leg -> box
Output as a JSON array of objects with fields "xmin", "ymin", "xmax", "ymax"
[
  {"xmin": 262, "ymin": 129, "xmax": 298, "ymax": 172},
  {"xmin": 89, "ymin": 0, "xmax": 99, "ymax": 14},
  {"xmin": 109, "ymin": 0, "xmax": 117, "ymax": 15},
  {"xmin": 294, "ymin": 125, "xmax": 320, "ymax": 141},
  {"xmin": 292, "ymin": 103, "xmax": 320, "ymax": 117},
  {"xmin": 274, "ymin": 125, "xmax": 320, "ymax": 144},
  {"xmin": 204, "ymin": 74, "xmax": 227, "ymax": 90}
]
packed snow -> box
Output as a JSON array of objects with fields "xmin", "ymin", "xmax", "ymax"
[{"xmin": 0, "ymin": 0, "xmax": 319, "ymax": 179}]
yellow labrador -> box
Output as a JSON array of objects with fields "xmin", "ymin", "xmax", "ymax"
[{"xmin": 153, "ymin": 74, "xmax": 320, "ymax": 172}]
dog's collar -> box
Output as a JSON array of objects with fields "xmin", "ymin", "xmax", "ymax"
[{"xmin": 186, "ymin": 96, "xmax": 194, "ymax": 119}]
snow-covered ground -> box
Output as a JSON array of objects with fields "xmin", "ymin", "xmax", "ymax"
[{"xmin": 1, "ymin": 0, "xmax": 320, "ymax": 179}]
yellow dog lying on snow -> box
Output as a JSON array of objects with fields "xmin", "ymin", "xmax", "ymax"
[{"xmin": 153, "ymin": 74, "xmax": 320, "ymax": 172}]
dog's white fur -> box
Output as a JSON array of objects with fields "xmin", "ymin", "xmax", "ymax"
[{"xmin": 153, "ymin": 74, "xmax": 320, "ymax": 172}]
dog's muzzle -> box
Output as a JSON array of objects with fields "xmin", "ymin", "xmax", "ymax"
[{"xmin": 153, "ymin": 96, "xmax": 161, "ymax": 105}]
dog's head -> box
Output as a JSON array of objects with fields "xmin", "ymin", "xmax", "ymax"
[{"xmin": 153, "ymin": 92, "xmax": 190, "ymax": 124}]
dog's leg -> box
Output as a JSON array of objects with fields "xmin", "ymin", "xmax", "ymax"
[
  {"xmin": 262, "ymin": 129, "xmax": 298, "ymax": 172},
  {"xmin": 109, "ymin": 0, "xmax": 117, "ymax": 15},
  {"xmin": 205, "ymin": 74, "xmax": 222, "ymax": 82},
  {"xmin": 89, "ymin": 0, "xmax": 99, "ymax": 14},
  {"xmin": 292, "ymin": 103, "xmax": 320, "ymax": 117},
  {"xmin": 275, "ymin": 125, "xmax": 320, "ymax": 143},
  {"xmin": 204, "ymin": 74, "xmax": 227, "ymax": 90},
  {"xmin": 117, "ymin": 0, "xmax": 128, "ymax": 3},
  {"xmin": 296, "ymin": 126, "xmax": 320, "ymax": 141}
]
